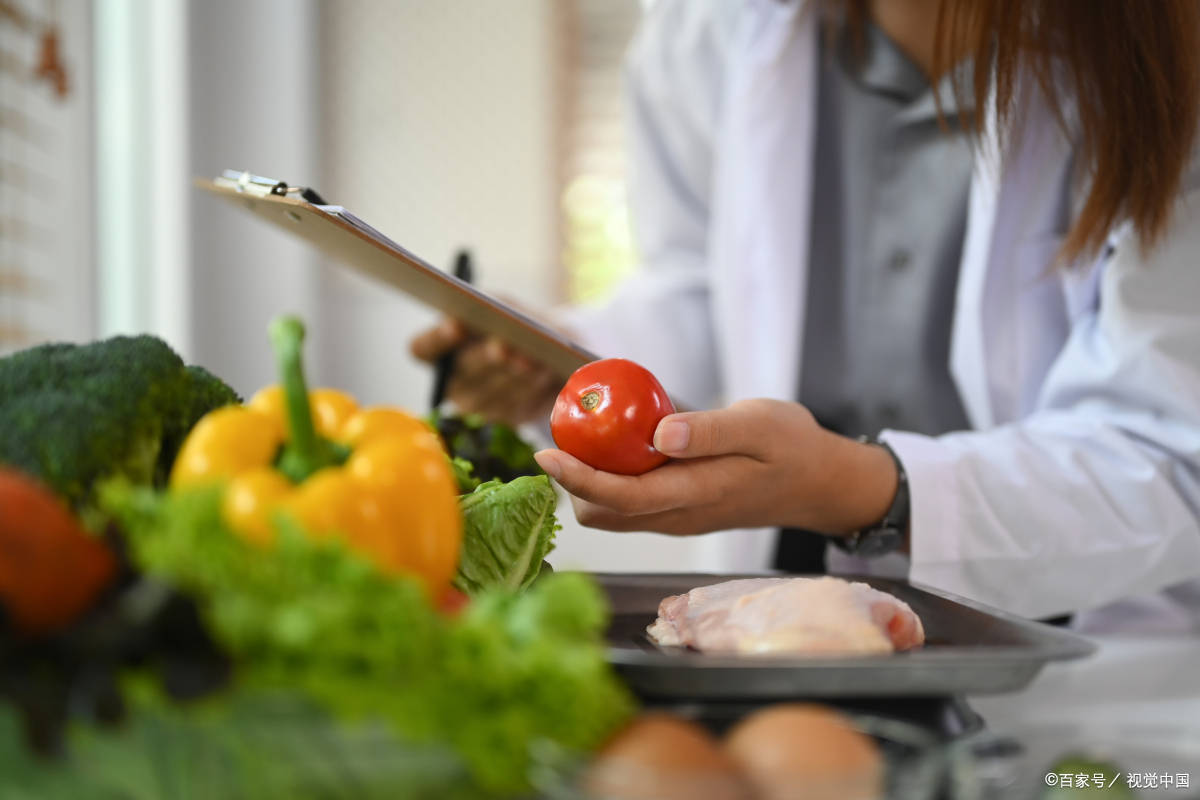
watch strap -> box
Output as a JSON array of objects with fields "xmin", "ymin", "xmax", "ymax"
[{"xmin": 833, "ymin": 435, "xmax": 909, "ymax": 558}]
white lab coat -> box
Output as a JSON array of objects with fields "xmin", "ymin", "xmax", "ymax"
[{"xmin": 562, "ymin": 0, "xmax": 1200, "ymax": 623}]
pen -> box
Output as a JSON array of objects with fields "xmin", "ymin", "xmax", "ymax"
[{"xmin": 429, "ymin": 249, "xmax": 474, "ymax": 410}]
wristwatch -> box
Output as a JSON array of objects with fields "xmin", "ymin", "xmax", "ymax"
[{"xmin": 833, "ymin": 436, "xmax": 910, "ymax": 558}]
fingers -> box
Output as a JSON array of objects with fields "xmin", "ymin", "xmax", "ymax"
[
  {"xmin": 455, "ymin": 335, "xmax": 509, "ymax": 376},
  {"xmin": 437, "ymin": 337, "xmax": 559, "ymax": 425},
  {"xmin": 567, "ymin": 497, "xmax": 685, "ymax": 533},
  {"xmin": 454, "ymin": 365, "xmax": 553, "ymax": 423},
  {"xmin": 534, "ymin": 448, "xmax": 748, "ymax": 516},
  {"xmin": 537, "ymin": 450, "xmax": 766, "ymax": 535},
  {"xmin": 534, "ymin": 449, "xmax": 680, "ymax": 515},
  {"xmin": 566, "ymin": 497, "xmax": 726, "ymax": 535},
  {"xmin": 535, "ymin": 450, "xmax": 646, "ymax": 511},
  {"xmin": 410, "ymin": 318, "xmax": 470, "ymax": 362},
  {"xmin": 652, "ymin": 399, "xmax": 778, "ymax": 460},
  {"xmin": 411, "ymin": 318, "xmax": 560, "ymax": 419},
  {"xmin": 506, "ymin": 365, "xmax": 560, "ymax": 421}
]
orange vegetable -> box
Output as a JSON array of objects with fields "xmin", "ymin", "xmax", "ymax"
[{"xmin": 0, "ymin": 468, "xmax": 117, "ymax": 634}]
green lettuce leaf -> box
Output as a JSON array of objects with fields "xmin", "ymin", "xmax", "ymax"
[
  {"xmin": 449, "ymin": 456, "xmax": 481, "ymax": 493},
  {"xmin": 454, "ymin": 476, "xmax": 559, "ymax": 595}
]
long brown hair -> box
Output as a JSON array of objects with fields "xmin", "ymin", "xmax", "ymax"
[{"xmin": 849, "ymin": 1, "xmax": 1200, "ymax": 262}]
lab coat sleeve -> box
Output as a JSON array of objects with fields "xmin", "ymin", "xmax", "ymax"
[
  {"xmin": 883, "ymin": 187, "xmax": 1200, "ymax": 619},
  {"xmin": 553, "ymin": 0, "xmax": 735, "ymax": 411}
]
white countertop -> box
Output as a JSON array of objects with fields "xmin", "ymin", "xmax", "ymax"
[
  {"xmin": 965, "ymin": 635, "xmax": 1200, "ymax": 798},
  {"xmin": 971, "ymin": 635, "xmax": 1200, "ymax": 729}
]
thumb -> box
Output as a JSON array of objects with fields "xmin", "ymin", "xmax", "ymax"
[{"xmin": 652, "ymin": 404, "xmax": 766, "ymax": 459}]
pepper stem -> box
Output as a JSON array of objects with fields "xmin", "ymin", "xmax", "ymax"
[{"xmin": 269, "ymin": 316, "xmax": 342, "ymax": 482}]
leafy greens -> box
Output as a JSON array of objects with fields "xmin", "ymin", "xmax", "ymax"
[
  {"xmin": 429, "ymin": 412, "xmax": 542, "ymax": 486},
  {"xmin": 454, "ymin": 476, "xmax": 559, "ymax": 596},
  {"xmin": 99, "ymin": 482, "xmax": 632, "ymax": 796}
]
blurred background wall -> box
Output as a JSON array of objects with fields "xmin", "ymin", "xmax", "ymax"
[
  {"xmin": 315, "ymin": 0, "xmax": 563, "ymax": 409},
  {"xmin": 1, "ymin": 0, "xmax": 707, "ymax": 573}
]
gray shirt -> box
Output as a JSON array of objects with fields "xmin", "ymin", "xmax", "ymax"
[{"xmin": 799, "ymin": 21, "xmax": 973, "ymax": 437}]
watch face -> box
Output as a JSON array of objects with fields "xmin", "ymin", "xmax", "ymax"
[
  {"xmin": 830, "ymin": 527, "xmax": 902, "ymax": 558},
  {"xmin": 854, "ymin": 528, "xmax": 903, "ymax": 558}
]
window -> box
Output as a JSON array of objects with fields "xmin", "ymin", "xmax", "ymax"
[
  {"xmin": 0, "ymin": 0, "xmax": 93, "ymax": 354},
  {"xmin": 558, "ymin": 0, "xmax": 641, "ymax": 305}
]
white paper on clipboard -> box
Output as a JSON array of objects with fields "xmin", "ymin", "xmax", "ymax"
[{"xmin": 197, "ymin": 170, "xmax": 599, "ymax": 379}]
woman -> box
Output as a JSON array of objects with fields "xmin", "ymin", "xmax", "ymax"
[{"xmin": 412, "ymin": 0, "xmax": 1200, "ymax": 626}]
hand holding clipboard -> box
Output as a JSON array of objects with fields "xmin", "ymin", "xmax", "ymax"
[{"xmin": 412, "ymin": 251, "xmax": 565, "ymax": 421}]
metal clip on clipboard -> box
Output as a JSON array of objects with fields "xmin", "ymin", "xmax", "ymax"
[{"xmin": 222, "ymin": 169, "xmax": 329, "ymax": 205}]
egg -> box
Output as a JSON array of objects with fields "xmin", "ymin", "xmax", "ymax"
[
  {"xmin": 582, "ymin": 712, "xmax": 753, "ymax": 800},
  {"xmin": 723, "ymin": 704, "xmax": 884, "ymax": 800}
]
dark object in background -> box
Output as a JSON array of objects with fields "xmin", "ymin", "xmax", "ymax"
[
  {"xmin": 0, "ymin": 527, "xmax": 231, "ymax": 758},
  {"xmin": 774, "ymin": 527, "xmax": 831, "ymax": 575},
  {"xmin": 429, "ymin": 249, "xmax": 475, "ymax": 410},
  {"xmin": 429, "ymin": 411, "xmax": 543, "ymax": 485}
]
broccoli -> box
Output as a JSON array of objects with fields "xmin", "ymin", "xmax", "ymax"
[{"xmin": 0, "ymin": 335, "xmax": 240, "ymax": 514}]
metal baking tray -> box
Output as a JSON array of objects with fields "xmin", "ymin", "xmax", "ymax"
[{"xmin": 598, "ymin": 573, "xmax": 1096, "ymax": 700}]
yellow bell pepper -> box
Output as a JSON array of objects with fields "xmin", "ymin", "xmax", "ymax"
[{"xmin": 170, "ymin": 317, "xmax": 462, "ymax": 595}]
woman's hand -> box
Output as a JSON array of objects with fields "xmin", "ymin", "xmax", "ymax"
[
  {"xmin": 533, "ymin": 398, "xmax": 899, "ymax": 536},
  {"xmin": 409, "ymin": 318, "xmax": 560, "ymax": 425}
]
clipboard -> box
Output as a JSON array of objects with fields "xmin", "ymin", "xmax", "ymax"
[{"xmin": 197, "ymin": 170, "xmax": 599, "ymax": 379}]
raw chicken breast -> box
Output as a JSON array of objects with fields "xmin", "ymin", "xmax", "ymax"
[{"xmin": 646, "ymin": 577, "xmax": 925, "ymax": 655}]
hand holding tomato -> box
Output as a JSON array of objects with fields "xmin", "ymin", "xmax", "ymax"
[
  {"xmin": 535, "ymin": 398, "xmax": 901, "ymax": 537},
  {"xmin": 550, "ymin": 358, "xmax": 676, "ymax": 475}
]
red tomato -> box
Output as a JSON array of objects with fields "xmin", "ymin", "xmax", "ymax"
[
  {"xmin": 0, "ymin": 468, "xmax": 117, "ymax": 634},
  {"xmin": 550, "ymin": 358, "xmax": 676, "ymax": 475}
]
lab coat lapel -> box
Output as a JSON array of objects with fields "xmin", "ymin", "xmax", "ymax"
[
  {"xmin": 697, "ymin": 0, "xmax": 818, "ymax": 574},
  {"xmin": 950, "ymin": 113, "xmax": 1001, "ymax": 428},
  {"xmin": 709, "ymin": 0, "xmax": 818, "ymax": 405},
  {"xmin": 951, "ymin": 81, "xmax": 1074, "ymax": 427}
]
